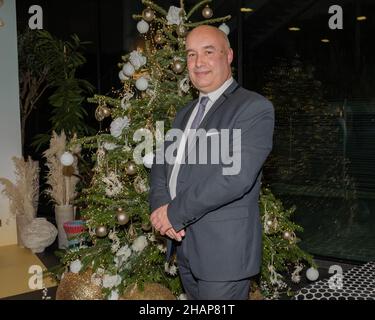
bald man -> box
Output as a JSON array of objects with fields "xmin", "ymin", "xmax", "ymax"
[{"xmin": 150, "ymin": 25, "xmax": 274, "ymax": 300}]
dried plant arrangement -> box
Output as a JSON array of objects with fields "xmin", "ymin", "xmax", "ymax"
[
  {"xmin": 0, "ymin": 156, "xmax": 39, "ymax": 223},
  {"xmin": 43, "ymin": 131, "xmax": 80, "ymax": 206}
]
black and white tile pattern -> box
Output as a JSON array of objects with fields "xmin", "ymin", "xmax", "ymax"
[{"xmin": 294, "ymin": 262, "xmax": 375, "ymax": 300}]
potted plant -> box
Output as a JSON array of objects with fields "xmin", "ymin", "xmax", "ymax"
[
  {"xmin": 0, "ymin": 156, "xmax": 57, "ymax": 252},
  {"xmin": 43, "ymin": 131, "xmax": 80, "ymax": 249}
]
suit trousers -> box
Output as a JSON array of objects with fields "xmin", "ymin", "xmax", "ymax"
[{"xmin": 177, "ymin": 239, "xmax": 250, "ymax": 300}]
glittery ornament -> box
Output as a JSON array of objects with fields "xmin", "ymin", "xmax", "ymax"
[
  {"xmin": 95, "ymin": 104, "xmax": 111, "ymax": 121},
  {"xmin": 154, "ymin": 32, "xmax": 164, "ymax": 44},
  {"xmin": 95, "ymin": 225, "xmax": 108, "ymax": 237},
  {"xmin": 142, "ymin": 8, "xmax": 155, "ymax": 22},
  {"xmin": 202, "ymin": 5, "xmax": 213, "ymax": 19},
  {"xmin": 141, "ymin": 223, "xmax": 152, "ymax": 232},
  {"xmin": 125, "ymin": 161, "xmax": 137, "ymax": 176},
  {"xmin": 134, "ymin": 176, "xmax": 149, "ymax": 193},
  {"xmin": 172, "ymin": 60, "xmax": 185, "ymax": 74},
  {"xmin": 176, "ymin": 24, "xmax": 187, "ymax": 37},
  {"xmin": 120, "ymin": 283, "xmax": 175, "ymax": 300},
  {"xmin": 56, "ymin": 269, "xmax": 103, "ymax": 300}
]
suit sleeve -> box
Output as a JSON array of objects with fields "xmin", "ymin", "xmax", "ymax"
[{"xmin": 167, "ymin": 99, "xmax": 275, "ymax": 231}]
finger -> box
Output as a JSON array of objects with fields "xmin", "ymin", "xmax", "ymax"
[
  {"xmin": 169, "ymin": 228, "xmax": 182, "ymax": 241},
  {"xmin": 178, "ymin": 229, "xmax": 186, "ymax": 237}
]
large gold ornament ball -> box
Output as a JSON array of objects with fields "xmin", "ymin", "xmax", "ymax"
[
  {"xmin": 56, "ymin": 270, "xmax": 103, "ymax": 300},
  {"xmin": 121, "ymin": 283, "xmax": 176, "ymax": 300},
  {"xmin": 117, "ymin": 211, "xmax": 130, "ymax": 225},
  {"xmin": 202, "ymin": 5, "xmax": 213, "ymax": 19},
  {"xmin": 172, "ymin": 60, "xmax": 185, "ymax": 74},
  {"xmin": 95, "ymin": 225, "xmax": 108, "ymax": 237},
  {"xmin": 142, "ymin": 7, "xmax": 155, "ymax": 22},
  {"xmin": 176, "ymin": 24, "xmax": 187, "ymax": 37},
  {"xmin": 125, "ymin": 161, "xmax": 137, "ymax": 176}
]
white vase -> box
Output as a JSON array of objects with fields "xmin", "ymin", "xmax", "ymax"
[{"xmin": 55, "ymin": 205, "xmax": 74, "ymax": 249}]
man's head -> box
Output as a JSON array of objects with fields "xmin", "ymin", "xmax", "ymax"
[{"xmin": 185, "ymin": 25, "xmax": 233, "ymax": 94}]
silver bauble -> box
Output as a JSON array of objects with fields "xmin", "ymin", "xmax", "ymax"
[
  {"xmin": 172, "ymin": 60, "xmax": 185, "ymax": 74},
  {"xmin": 95, "ymin": 225, "xmax": 108, "ymax": 237}
]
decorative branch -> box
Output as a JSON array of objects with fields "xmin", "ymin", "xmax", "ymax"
[
  {"xmin": 186, "ymin": 0, "xmax": 212, "ymax": 20},
  {"xmin": 186, "ymin": 15, "xmax": 231, "ymax": 27},
  {"xmin": 142, "ymin": 0, "xmax": 168, "ymax": 16}
]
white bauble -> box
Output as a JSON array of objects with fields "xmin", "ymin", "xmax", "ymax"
[
  {"xmin": 118, "ymin": 70, "xmax": 128, "ymax": 81},
  {"xmin": 306, "ymin": 267, "xmax": 319, "ymax": 281},
  {"xmin": 70, "ymin": 259, "xmax": 82, "ymax": 273},
  {"xmin": 219, "ymin": 23, "xmax": 230, "ymax": 35},
  {"xmin": 135, "ymin": 77, "xmax": 149, "ymax": 91},
  {"xmin": 60, "ymin": 151, "xmax": 74, "ymax": 166},
  {"xmin": 137, "ymin": 19, "xmax": 149, "ymax": 34},
  {"xmin": 142, "ymin": 152, "xmax": 154, "ymax": 168},
  {"xmin": 122, "ymin": 62, "xmax": 135, "ymax": 77}
]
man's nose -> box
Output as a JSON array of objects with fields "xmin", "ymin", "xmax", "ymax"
[{"xmin": 195, "ymin": 54, "xmax": 205, "ymax": 68}]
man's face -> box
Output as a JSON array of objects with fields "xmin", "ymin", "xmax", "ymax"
[{"xmin": 186, "ymin": 28, "xmax": 233, "ymax": 94}]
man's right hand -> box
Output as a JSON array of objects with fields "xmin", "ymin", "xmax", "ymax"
[{"xmin": 165, "ymin": 228, "xmax": 185, "ymax": 242}]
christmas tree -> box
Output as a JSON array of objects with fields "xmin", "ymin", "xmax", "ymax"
[{"xmin": 52, "ymin": 1, "xmax": 313, "ymax": 300}]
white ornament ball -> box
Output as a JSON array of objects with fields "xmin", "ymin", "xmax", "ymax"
[
  {"xmin": 142, "ymin": 152, "xmax": 154, "ymax": 168},
  {"xmin": 137, "ymin": 19, "xmax": 149, "ymax": 34},
  {"xmin": 135, "ymin": 77, "xmax": 149, "ymax": 91},
  {"xmin": 306, "ymin": 267, "xmax": 319, "ymax": 281},
  {"xmin": 60, "ymin": 151, "xmax": 74, "ymax": 166},
  {"xmin": 219, "ymin": 23, "xmax": 230, "ymax": 35},
  {"xmin": 118, "ymin": 70, "xmax": 128, "ymax": 81},
  {"xmin": 70, "ymin": 259, "xmax": 82, "ymax": 274},
  {"xmin": 122, "ymin": 62, "xmax": 135, "ymax": 77}
]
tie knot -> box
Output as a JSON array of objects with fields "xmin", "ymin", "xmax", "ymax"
[{"xmin": 199, "ymin": 96, "xmax": 209, "ymax": 107}]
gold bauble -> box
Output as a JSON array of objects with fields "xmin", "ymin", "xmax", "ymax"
[
  {"xmin": 202, "ymin": 5, "xmax": 213, "ymax": 19},
  {"xmin": 154, "ymin": 32, "xmax": 164, "ymax": 44},
  {"xmin": 56, "ymin": 269, "xmax": 103, "ymax": 300},
  {"xmin": 283, "ymin": 231, "xmax": 291, "ymax": 240},
  {"xmin": 95, "ymin": 104, "xmax": 111, "ymax": 121},
  {"xmin": 117, "ymin": 211, "xmax": 130, "ymax": 225},
  {"xmin": 125, "ymin": 161, "xmax": 137, "ymax": 176},
  {"xmin": 142, "ymin": 8, "xmax": 155, "ymax": 22},
  {"xmin": 121, "ymin": 283, "xmax": 176, "ymax": 300},
  {"xmin": 172, "ymin": 60, "xmax": 185, "ymax": 74},
  {"xmin": 141, "ymin": 222, "xmax": 152, "ymax": 232},
  {"xmin": 95, "ymin": 225, "xmax": 108, "ymax": 237},
  {"xmin": 176, "ymin": 24, "xmax": 187, "ymax": 37}
]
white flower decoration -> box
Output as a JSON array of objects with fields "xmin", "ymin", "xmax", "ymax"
[
  {"xmin": 179, "ymin": 77, "xmax": 190, "ymax": 93},
  {"xmin": 69, "ymin": 259, "xmax": 82, "ymax": 273},
  {"xmin": 110, "ymin": 116, "xmax": 130, "ymax": 138},
  {"xmin": 108, "ymin": 290, "xmax": 119, "ymax": 300},
  {"xmin": 166, "ymin": 6, "xmax": 183, "ymax": 25},
  {"xmin": 129, "ymin": 50, "xmax": 147, "ymax": 70},
  {"xmin": 103, "ymin": 142, "xmax": 118, "ymax": 151},
  {"xmin": 131, "ymin": 235, "xmax": 148, "ymax": 252},
  {"xmin": 178, "ymin": 294, "xmax": 188, "ymax": 300},
  {"xmin": 102, "ymin": 274, "xmax": 122, "ymax": 288},
  {"xmin": 102, "ymin": 172, "xmax": 123, "ymax": 197}
]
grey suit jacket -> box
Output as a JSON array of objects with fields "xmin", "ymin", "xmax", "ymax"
[{"xmin": 149, "ymin": 80, "xmax": 274, "ymax": 281}]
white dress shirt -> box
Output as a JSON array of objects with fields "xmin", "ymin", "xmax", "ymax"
[{"xmin": 168, "ymin": 77, "xmax": 234, "ymax": 199}]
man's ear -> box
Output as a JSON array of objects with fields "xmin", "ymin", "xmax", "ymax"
[{"xmin": 227, "ymin": 48, "xmax": 234, "ymax": 64}]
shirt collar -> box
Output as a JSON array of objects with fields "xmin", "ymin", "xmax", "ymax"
[{"xmin": 199, "ymin": 77, "xmax": 234, "ymax": 104}]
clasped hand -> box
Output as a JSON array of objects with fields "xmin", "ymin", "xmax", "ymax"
[{"xmin": 150, "ymin": 204, "xmax": 185, "ymax": 241}]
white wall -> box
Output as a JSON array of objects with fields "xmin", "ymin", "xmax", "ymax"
[{"xmin": 0, "ymin": 0, "xmax": 22, "ymax": 246}]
